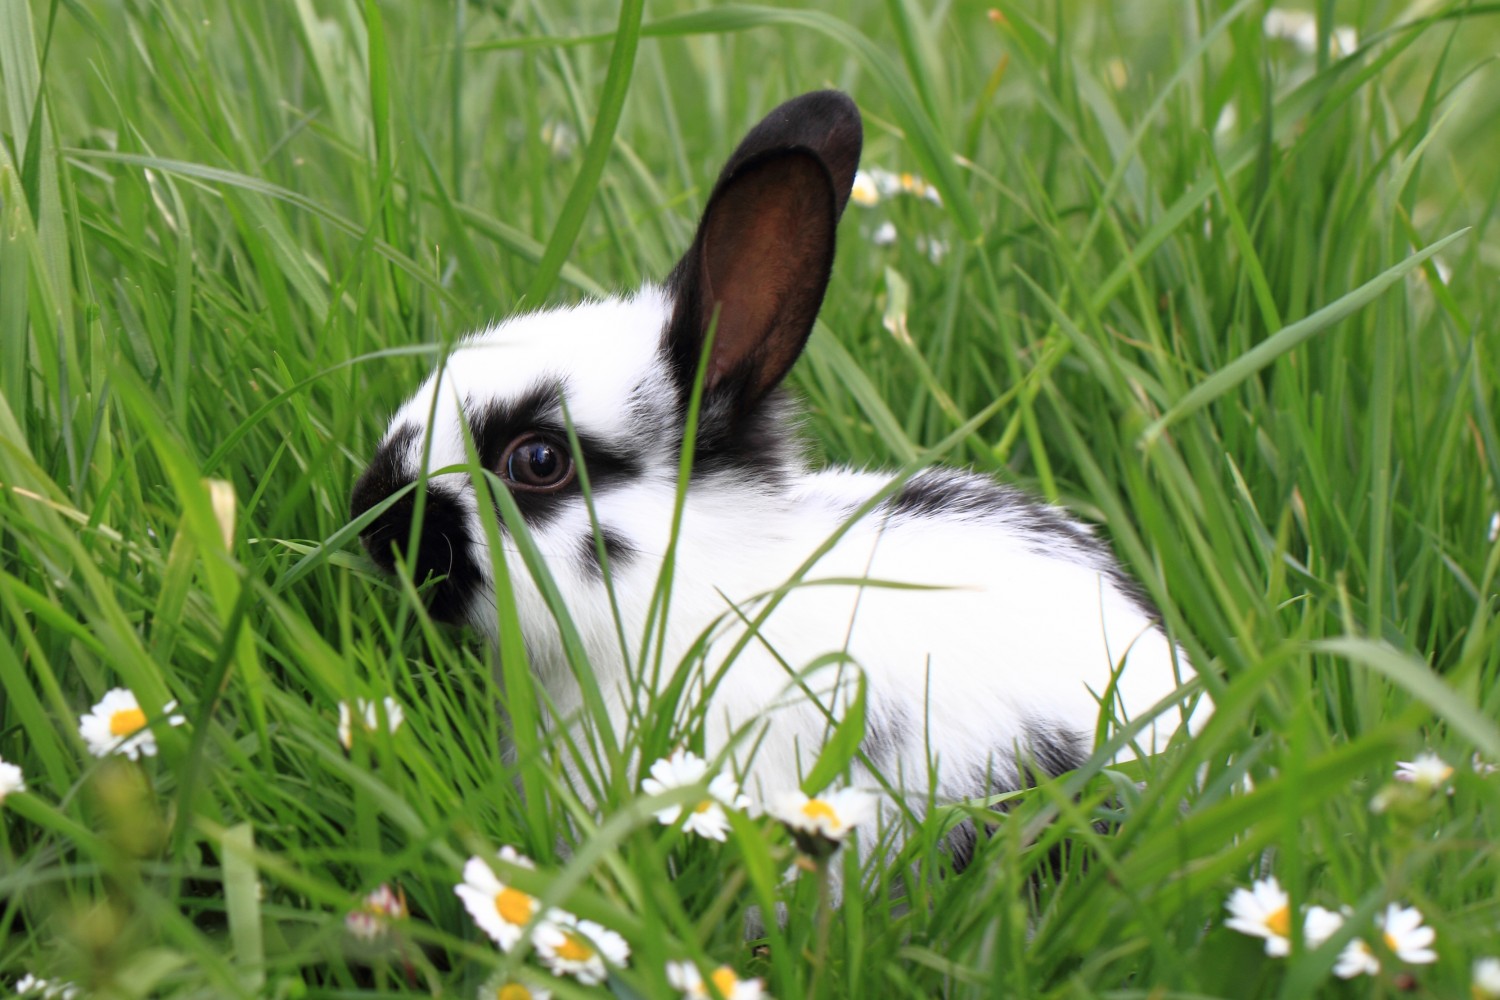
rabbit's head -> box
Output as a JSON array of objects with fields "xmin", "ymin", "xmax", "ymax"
[{"xmin": 349, "ymin": 91, "xmax": 863, "ymax": 631}]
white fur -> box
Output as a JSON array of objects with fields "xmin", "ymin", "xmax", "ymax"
[{"xmin": 376, "ymin": 287, "xmax": 1207, "ymax": 809}]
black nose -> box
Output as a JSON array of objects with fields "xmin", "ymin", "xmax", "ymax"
[{"xmin": 351, "ymin": 440, "xmax": 480, "ymax": 624}]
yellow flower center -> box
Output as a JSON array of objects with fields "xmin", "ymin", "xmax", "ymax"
[
  {"xmin": 1265, "ymin": 905, "xmax": 1291, "ymax": 938},
  {"xmin": 710, "ymin": 967, "xmax": 740, "ymax": 995},
  {"xmin": 109, "ymin": 708, "xmax": 147, "ymax": 736},
  {"xmin": 493, "ymin": 887, "xmax": 535, "ymax": 926},
  {"xmin": 800, "ymin": 798, "xmax": 840, "ymax": 827},
  {"xmin": 694, "ymin": 800, "xmax": 715, "ymax": 814},
  {"xmin": 1384, "ymin": 931, "xmax": 1399, "ymax": 952},
  {"xmin": 496, "ymin": 985, "xmax": 533, "ymax": 1000},
  {"xmin": 554, "ymin": 931, "xmax": 595, "ymax": 962}
]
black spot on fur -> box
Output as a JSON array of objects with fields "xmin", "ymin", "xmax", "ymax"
[
  {"xmin": 884, "ymin": 469, "xmax": 1085, "ymax": 542},
  {"xmin": 687, "ymin": 388, "xmax": 800, "ymax": 487},
  {"xmin": 883, "ymin": 469, "xmax": 1166, "ymax": 626},
  {"xmin": 1020, "ymin": 724, "xmax": 1089, "ymax": 783},
  {"xmin": 935, "ymin": 729, "xmax": 1089, "ymax": 876},
  {"xmin": 466, "ymin": 383, "xmax": 644, "ymax": 528},
  {"xmin": 944, "ymin": 821, "xmax": 978, "ymax": 872},
  {"xmin": 469, "ymin": 383, "xmax": 561, "ymax": 473},
  {"xmin": 351, "ymin": 425, "xmax": 480, "ymax": 624},
  {"xmin": 578, "ymin": 527, "xmax": 636, "ymax": 580},
  {"xmin": 859, "ymin": 697, "xmax": 916, "ymax": 776},
  {"xmin": 350, "ymin": 423, "xmax": 420, "ymax": 536}
]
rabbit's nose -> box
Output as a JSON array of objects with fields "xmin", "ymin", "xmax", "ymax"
[
  {"xmin": 352, "ymin": 455, "xmax": 480, "ymax": 624},
  {"xmin": 352, "ymin": 483, "xmax": 479, "ymax": 624}
]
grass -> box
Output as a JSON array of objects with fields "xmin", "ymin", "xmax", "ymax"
[{"xmin": 2, "ymin": 0, "xmax": 1500, "ymax": 996}]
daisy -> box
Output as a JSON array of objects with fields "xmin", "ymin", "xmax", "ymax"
[
  {"xmin": 14, "ymin": 974, "xmax": 79, "ymax": 998},
  {"xmin": 666, "ymin": 960, "xmax": 767, "ymax": 999},
  {"xmin": 1473, "ymin": 957, "xmax": 1500, "ymax": 999},
  {"xmin": 1334, "ymin": 938, "xmax": 1381, "ymax": 979},
  {"xmin": 477, "ymin": 971, "xmax": 552, "ymax": 1000},
  {"xmin": 454, "ymin": 847, "xmax": 548, "ymax": 951},
  {"xmin": 78, "ymin": 688, "xmax": 185, "ymax": 760},
  {"xmin": 1303, "ymin": 904, "xmax": 1346, "ymax": 949},
  {"xmin": 346, "ymin": 883, "xmax": 408, "ymax": 941},
  {"xmin": 849, "ymin": 171, "xmax": 880, "ymax": 208},
  {"xmin": 1378, "ymin": 903, "xmax": 1437, "ymax": 964},
  {"xmin": 768, "ymin": 786, "xmax": 876, "ymax": 858},
  {"xmin": 1262, "ymin": 9, "xmax": 1357, "ymax": 57},
  {"xmin": 641, "ymin": 750, "xmax": 751, "ymax": 842},
  {"xmin": 0, "ymin": 755, "xmax": 25, "ymax": 802},
  {"xmin": 1224, "ymin": 875, "xmax": 1292, "ymax": 956},
  {"xmin": 1394, "ymin": 753, "xmax": 1454, "ymax": 790},
  {"xmin": 535, "ymin": 911, "xmax": 631, "ymax": 985},
  {"xmin": 850, "ymin": 168, "xmax": 943, "ymax": 207},
  {"xmin": 338, "ymin": 696, "xmax": 405, "ymax": 750},
  {"xmin": 539, "ymin": 119, "xmax": 577, "ymax": 160}
]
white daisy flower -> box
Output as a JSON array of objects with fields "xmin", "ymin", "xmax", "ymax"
[
  {"xmin": 1224, "ymin": 875, "xmax": 1292, "ymax": 956},
  {"xmin": 1489, "ymin": 511, "xmax": 1499, "ymax": 544},
  {"xmin": 477, "ymin": 971, "xmax": 552, "ymax": 1000},
  {"xmin": 1474, "ymin": 957, "xmax": 1500, "ymax": 999},
  {"xmin": 850, "ymin": 171, "xmax": 880, "ymax": 207},
  {"xmin": 1474, "ymin": 753, "xmax": 1499, "ymax": 776},
  {"xmin": 641, "ymin": 750, "xmax": 751, "ymax": 842},
  {"xmin": 768, "ymin": 786, "xmax": 876, "ymax": 858},
  {"xmin": 535, "ymin": 911, "xmax": 631, "ymax": 985},
  {"xmin": 0, "ymin": 756, "xmax": 25, "ymax": 802},
  {"xmin": 14, "ymin": 974, "xmax": 79, "ymax": 998},
  {"xmin": 871, "ymin": 221, "xmax": 898, "ymax": 247},
  {"xmin": 1326, "ymin": 25, "xmax": 1358, "ymax": 56},
  {"xmin": 344, "ymin": 909, "xmax": 382, "ymax": 942},
  {"xmin": 1262, "ymin": 10, "xmax": 1357, "ymax": 57},
  {"xmin": 78, "ymin": 688, "xmax": 185, "ymax": 760},
  {"xmin": 363, "ymin": 883, "xmax": 407, "ymax": 919},
  {"xmin": 1377, "ymin": 903, "xmax": 1437, "ymax": 964},
  {"xmin": 665, "ymin": 960, "xmax": 767, "ymax": 999},
  {"xmin": 1214, "ymin": 102, "xmax": 1239, "ymax": 139},
  {"xmin": 1394, "ymin": 753, "xmax": 1454, "ymax": 790},
  {"xmin": 346, "ymin": 883, "xmax": 408, "ymax": 941},
  {"xmin": 1303, "ymin": 904, "xmax": 1346, "ymax": 949},
  {"xmin": 337, "ymin": 696, "xmax": 405, "ymax": 750},
  {"xmin": 913, "ymin": 235, "xmax": 949, "ymax": 264},
  {"xmin": 1334, "ymin": 938, "xmax": 1381, "ymax": 979},
  {"xmin": 852, "ymin": 167, "xmax": 942, "ymax": 207},
  {"xmin": 453, "ymin": 847, "xmax": 548, "ymax": 951},
  {"xmin": 540, "ymin": 119, "xmax": 577, "ymax": 159}
]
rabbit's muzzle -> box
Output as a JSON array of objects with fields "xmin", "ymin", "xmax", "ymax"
[{"xmin": 350, "ymin": 457, "xmax": 479, "ymax": 625}]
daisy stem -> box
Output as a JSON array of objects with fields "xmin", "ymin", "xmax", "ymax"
[{"xmin": 810, "ymin": 857, "xmax": 833, "ymax": 998}]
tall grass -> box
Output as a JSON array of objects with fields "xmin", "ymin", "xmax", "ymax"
[{"xmin": 2, "ymin": 1, "xmax": 1499, "ymax": 997}]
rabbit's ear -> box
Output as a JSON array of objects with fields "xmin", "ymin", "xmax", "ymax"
[{"xmin": 665, "ymin": 91, "xmax": 862, "ymax": 409}]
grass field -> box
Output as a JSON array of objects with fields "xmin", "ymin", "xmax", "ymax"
[{"xmin": 3, "ymin": 0, "xmax": 1500, "ymax": 997}]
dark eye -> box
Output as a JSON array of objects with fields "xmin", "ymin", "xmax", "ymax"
[{"xmin": 500, "ymin": 433, "xmax": 575, "ymax": 492}]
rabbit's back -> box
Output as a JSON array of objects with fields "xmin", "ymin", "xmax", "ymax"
[{"xmin": 660, "ymin": 466, "xmax": 1197, "ymax": 802}]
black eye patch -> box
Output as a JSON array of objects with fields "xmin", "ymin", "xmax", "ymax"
[{"xmin": 463, "ymin": 383, "xmax": 643, "ymax": 528}]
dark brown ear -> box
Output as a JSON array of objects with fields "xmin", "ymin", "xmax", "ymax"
[{"xmin": 664, "ymin": 90, "xmax": 863, "ymax": 408}]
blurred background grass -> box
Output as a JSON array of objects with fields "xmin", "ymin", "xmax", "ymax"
[{"xmin": 2, "ymin": 0, "xmax": 1499, "ymax": 997}]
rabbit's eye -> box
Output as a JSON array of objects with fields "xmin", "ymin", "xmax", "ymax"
[{"xmin": 501, "ymin": 433, "xmax": 575, "ymax": 492}]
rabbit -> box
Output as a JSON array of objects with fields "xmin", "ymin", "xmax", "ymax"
[{"xmin": 350, "ymin": 90, "xmax": 1206, "ymax": 846}]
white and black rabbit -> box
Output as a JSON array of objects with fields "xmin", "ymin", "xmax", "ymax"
[{"xmin": 351, "ymin": 91, "xmax": 1205, "ymax": 836}]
